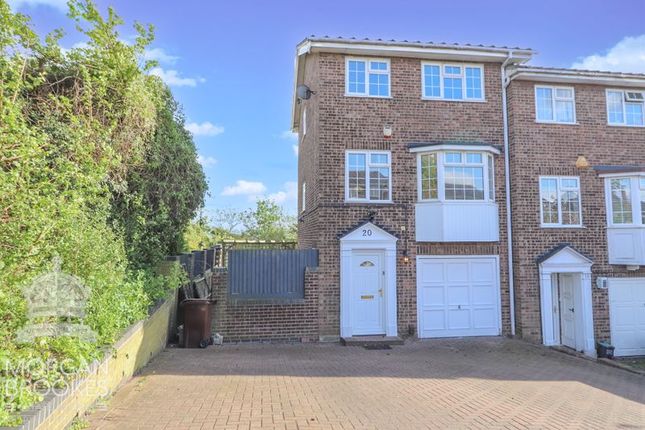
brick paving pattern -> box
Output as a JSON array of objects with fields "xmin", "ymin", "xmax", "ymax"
[{"xmin": 87, "ymin": 338, "xmax": 644, "ymax": 429}]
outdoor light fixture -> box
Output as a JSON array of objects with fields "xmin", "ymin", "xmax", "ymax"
[
  {"xmin": 575, "ymin": 155, "xmax": 589, "ymax": 169},
  {"xmin": 383, "ymin": 125, "xmax": 393, "ymax": 138}
]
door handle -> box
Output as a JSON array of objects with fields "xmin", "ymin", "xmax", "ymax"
[
  {"xmin": 568, "ymin": 308, "xmax": 575, "ymax": 313},
  {"xmin": 378, "ymin": 288, "xmax": 383, "ymax": 297}
]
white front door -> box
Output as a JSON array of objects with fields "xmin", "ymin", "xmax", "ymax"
[
  {"xmin": 351, "ymin": 251, "xmax": 385, "ymax": 335},
  {"xmin": 559, "ymin": 274, "xmax": 577, "ymax": 350},
  {"xmin": 609, "ymin": 278, "xmax": 645, "ymax": 356},
  {"xmin": 417, "ymin": 256, "xmax": 500, "ymax": 338}
]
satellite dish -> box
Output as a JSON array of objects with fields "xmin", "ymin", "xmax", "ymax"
[{"xmin": 297, "ymin": 84, "xmax": 314, "ymax": 100}]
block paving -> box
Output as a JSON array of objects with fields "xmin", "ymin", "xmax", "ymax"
[{"xmin": 87, "ymin": 338, "xmax": 644, "ymax": 429}]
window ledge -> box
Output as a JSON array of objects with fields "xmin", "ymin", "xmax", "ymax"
[
  {"xmin": 540, "ymin": 225, "xmax": 586, "ymax": 229},
  {"xmin": 535, "ymin": 120, "xmax": 579, "ymax": 126},
  {"xmin": 607, "ymin": 225, "xmax": 645, "ymax": 229},
  {"xmin": 344, "ymin": 200, "xmax": 394, "ymax": 205},
  {"xmin": 421, "ymin": 97, "xmax": 486, "ymax": 103},
  {"xmin": 417, "ymin": 200, "xmax": 496, "ymax": 205},
  {"xmin": 607, "ymin": 123, "xmax": 645, "ymax": 128},
  {"xmin": 344, "ymin": 93, "xmax": 392, "ymax": 99}
]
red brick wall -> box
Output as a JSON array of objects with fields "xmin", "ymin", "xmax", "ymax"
[
  {"xmin": 210, "ymin": 268, "xmax": 320, "ymax": 342},
  {"xmin": 507, "ymin": 79, "xmax": 645, "ymax": 343},
  {"xmin": 298, "ymin": 53, "xmax": 512, "ymax": 339}
]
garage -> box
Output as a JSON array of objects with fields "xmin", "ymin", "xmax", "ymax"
[
  {"xmin": 417, "ymin": 256, "xmax": 500, "ymax": 338},
  {"xmin": 608, "ymin": 278, "xmax": 645, "ymax": 356}
]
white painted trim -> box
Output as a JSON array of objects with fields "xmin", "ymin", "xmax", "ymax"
[
  {"xmin": 534, "ymin": 85, "xmax": 576, "ymax": 124},
  {"xmin": 416, "ymin": 255, "xmax": 502, "ymax": 338},
  {"xmin": 345, "ymin": 150, "xmax": 392, "ymax": 203},
  {"xmin": 538, "ymin": 247, "xmax": 595, "ymax": 357},
  {"xmin": 420, "ymin": 62, "xmax": 485, "ymax": 101},
  {"xmin": 510, "ymin": 68, "xmax": 645, "ymax": 88},
  {"xmin": 345, "ymin": 57, "xmax": 391, "ymax": 98},
  {"xmin": 538, "ymin": 176, "xmax": 583, "ymax": 228},
  {"xmin": 340, "ymin": 223, "xmax": 398, "ymax": 338}
]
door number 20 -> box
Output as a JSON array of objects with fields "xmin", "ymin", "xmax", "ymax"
[{"xmin": 362, "ymin": 229, "xmax": 373, "ymax": 237}]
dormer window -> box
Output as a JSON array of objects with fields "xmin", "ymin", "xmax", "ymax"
[
  {"xmin": 345, "ymin": 58, "xmax": 390, "ymax": 98},
  {"xmin": 422, "ymin": 63, "xmax": 484, "ymax": 101},
  {"xmin": 607, "ymin": 89, "xmax": 645, "ymax": 126}
]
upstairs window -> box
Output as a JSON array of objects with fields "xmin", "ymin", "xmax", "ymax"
[
  {"xmin": 301, "ymin": 182, "xmax": 306, "ymax": 212},
  {"xmin": 539, "ymin": 177, "xmax": 582, "ymax": 227},
  {"xmin": 346, "ymin": 58, "xmax": 390, "ymax": 97},
  {"xmin": 535, "ymin": 86, "xmax": 576, "ymax": 124},
  {"xmin": 422, "ymin": 63, "xmax": 484, "ymax": 101},
  {"xmin": 607, "ymin": 90, "xmax": 645, "ymax": 126},
  {"xmin": 302, "ymin": 108, "xmax": 307, "ymax": 135},
  {"xmin": 346, "ymin": 151, "xmax": 391, "ymax": 202},
  {"xmin": 418, "ymin": 151, "xmax": 494, "ymax": 202}
]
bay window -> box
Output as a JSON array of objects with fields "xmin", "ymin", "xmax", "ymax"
[
  {"xmin": 605, "ymin": 176, "xmax": 645, "ymax": 226},
  {"xmin": 418, "ymin": 151, "xmax": 494, "ymax": 202},
  {"xmin": 539, "ymin": 177, "xmax": 582, "ymax": 227},
  {"xmin": 346, "ymin": 151, "xmax": 391, "ymax": 202}
]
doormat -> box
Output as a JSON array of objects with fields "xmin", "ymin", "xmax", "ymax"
[{"xmin": 363, "ymin": 344, "xmax": 392, "ymax": 350}]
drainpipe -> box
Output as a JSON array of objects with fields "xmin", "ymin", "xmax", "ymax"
[{"xmin": 501, "ymin": 53, "xmax": 516, "ymax": 336}]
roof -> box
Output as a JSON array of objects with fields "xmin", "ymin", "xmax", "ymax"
[
  {"xmin": 509, "ymin": 65, "xmax": 645, "ymax": 87},
  {"xmin": 291, "ymin": 36, "xmax": 535, "ymax": 131},
  {"xmin": 593, "ymin": 165, "xmax": 645, "ymax": 175},
  {"xmin": 536, "ymin": 244, "xmax": 593, "ymax": 265},
  {"xmin": 408, "ymin": 141, "xmax": 502, "ymax": 153}
]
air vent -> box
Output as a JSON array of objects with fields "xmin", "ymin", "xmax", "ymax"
[{"xmin": 625, "ymin": 91, "xmax": 645, "ymax": 102}]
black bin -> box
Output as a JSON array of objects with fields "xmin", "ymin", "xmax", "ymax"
[
  {"xmin": 180, "ymin": 299, "xmax": 215, "ymax": 348},
  {"xmin": 596, "ymin": 341, "xmax": 615, "ymax": 359}
]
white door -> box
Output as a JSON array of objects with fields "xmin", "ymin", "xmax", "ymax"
[
  {"xmin": 559, "ymin": 274, "xmax": 577, "ymax": 350},
  {"xmin": 351, "ymin": 251, "xmax": 385, "ymax": 335},
  {"xmin": 609, "ymin": 278, "xmax": 645, "ymax": 356},
  {"xmin": 417, "ymin": 256, "xmax": 500, "ymax": 338}
]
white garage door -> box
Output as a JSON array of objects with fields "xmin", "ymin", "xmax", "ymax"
[
  {"xmin": 417, "ymin": 256, "xmax": 500, "ymax": 338},
  {"xmin": 609, "ymin": 278, "xmax": 645, "ymax": 356}
]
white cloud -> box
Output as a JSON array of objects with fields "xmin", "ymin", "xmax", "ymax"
[
  {"xmin": 144, "ymin": 48, "xmax": 179, "ymax": 65},
  {"xmin": 197, "ymin": 155, "xmax": 217, "ymax": 167},
  {"xmin": 292, "ymin": 144, "xmax": 299, "ymax": 157},
  {"xmin": 185, "ymin": 121, "xmax": 224, "ymax": 137},
  {"xmin": 268, "ymin": 181, "xmax": 298, "ymax": 204},
  {"xmin": 149, "ymin": 67, "xmax": 205, "ymax": 87},
  {"xmin": 572, "ymin": 35, "xmax": 645, "ymax": 73},
  {"xmin": 280, "ymin": 130, "xmax": 298, "ymax": 141},
  {"xmin": 8, "ymin": 0, "xmax": 67, "ymax": 11},
  {"xmin": 222, "ymin": 180, "xmax": 267, "ymax": 197}
]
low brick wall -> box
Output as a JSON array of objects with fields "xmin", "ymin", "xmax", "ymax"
[
  {"xmin": 211, "ymin": 268, "xmax": 321, "ymax": 342},
  {"xmin": 14, "ymin": 293, "xmax": 177, "ymax": 430}
]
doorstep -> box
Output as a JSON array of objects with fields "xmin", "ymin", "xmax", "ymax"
[{"xmin": 340, "ymin": 335, "xmax": 404, "ymax": 347}]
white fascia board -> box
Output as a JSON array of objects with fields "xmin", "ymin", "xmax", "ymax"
[
  {"xmin": 409, "ymin": 144, "xmax": 501, "ymax": 155},
  {"xmin": 305, "ymin": 40, "xmax": 532, "ymax": 63},
  {"xmin": 511, "ymin": 68, "xmax": 645, "ymax": 88}
]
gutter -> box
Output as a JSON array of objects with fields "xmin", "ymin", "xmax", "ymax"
[{"xmin": 501, "ymin": 53, "xmax": 516, "ymax": 336}]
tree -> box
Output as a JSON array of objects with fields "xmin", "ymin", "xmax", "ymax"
[{"xmin": 241, "ymin": 199, "xmax": 296, "ymax": 241}]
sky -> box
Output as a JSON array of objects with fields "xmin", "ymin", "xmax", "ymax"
[{"xmin": 8, "ymin": 0, "xmax": 645, "ymax": 216}]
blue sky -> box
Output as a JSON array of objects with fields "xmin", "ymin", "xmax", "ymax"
[{"xmin": 9, "ymin": 0, "xmax": 645, "ymax": 215}]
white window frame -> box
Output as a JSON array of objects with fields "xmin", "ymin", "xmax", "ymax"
[
  {"xmin": 345, "ymin": 150, "xmax": 392, "ymax": 203},
  {"xmin": 603, "ymin": 174, "xmax": 645, "ymax": 227},
  {"xmin": 606, "ymin": 89, "xmax": 645, "ymax": 127},
  {"xmin": 534, "ymin": 85, "xmax": 576, "ymax": 124},
  {"xmin": 345, "ymin": 57, "xmax": 391, "ymax": 98},
  {"xmin": 539, "ymin": 176, "xmax": 583, "ymax": 228},
  {"xmin": 302, "ymin": 108, "xmax": 307, "ymax": 135},
  {"xmin": 421, "ymin": 62, "xmax": 485, "ymax": 102},
  {"xmin": 301, "ymin": 182, "xmax": 306, "ymax": 212},
  {"xmin": 416, "ymin": 151, "xmax": 494, "ymax": 203}
]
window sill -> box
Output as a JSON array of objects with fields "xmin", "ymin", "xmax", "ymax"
[
  {"xmin": 344, "ymin": 93, "xmax": 392, "ymax": 99},
  {"xmin": 607, "ymin": 123, "xmax": 645, "ymax": 128},
  {"xmin": 607, "ymin": 224, "xmax": 645, "ymax": 229},
  {"xmin": 421, "ymin": 97, "xmax": 486, "ymax": 103},
  {"xmin": 344, "ymin": 200, "xmax": 394, "ymax": 205},
  {"xmin": 417, "ymin": 199, "xmax": 496, "ymax": 205},
  {"xmin": 535, "ymin": 120, "xmax": 578, "ymax": 126},
  {"xmin": 539, "ymin": 225, "xmax": 586, "ymax": 229}
]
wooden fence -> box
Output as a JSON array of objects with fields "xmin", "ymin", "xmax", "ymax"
[{"xmin": 228, "ymin": 249, "xmax": 318, "ymax": 300}]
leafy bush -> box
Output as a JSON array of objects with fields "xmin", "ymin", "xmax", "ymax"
[{"xmin": 0, "ymin": 0, "xmax": 205, "ymax": 425}]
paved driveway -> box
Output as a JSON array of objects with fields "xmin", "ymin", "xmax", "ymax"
[{"xmin": 87, "ymin": 338, "xmax": 644, "ymax": 429}]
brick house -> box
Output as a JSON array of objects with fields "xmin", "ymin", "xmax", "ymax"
[{"xmin": 292, "ymin": 37, "xmax": 645, "ymax": 356}]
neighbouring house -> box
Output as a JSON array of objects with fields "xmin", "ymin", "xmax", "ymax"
[{"xmin": 292, "ymin": 36, "xmax": 645, "ymax": 357}]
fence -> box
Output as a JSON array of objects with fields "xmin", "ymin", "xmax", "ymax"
[
  {"xmin": 228, "ymin": 249, "xmax": 318, "ymax": 300},
  {"xmin": 220, "ymin": 240, "xmax": 297, "ymax": 267}
]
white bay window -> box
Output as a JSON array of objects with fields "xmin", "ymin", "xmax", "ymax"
[
  {"xmin": 603, "ymin": 174, "xmax": 645, "ymax": 265},
  {"xmin": 413, "ymin": 145, "xmax": 499, "ymax": 242}
]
